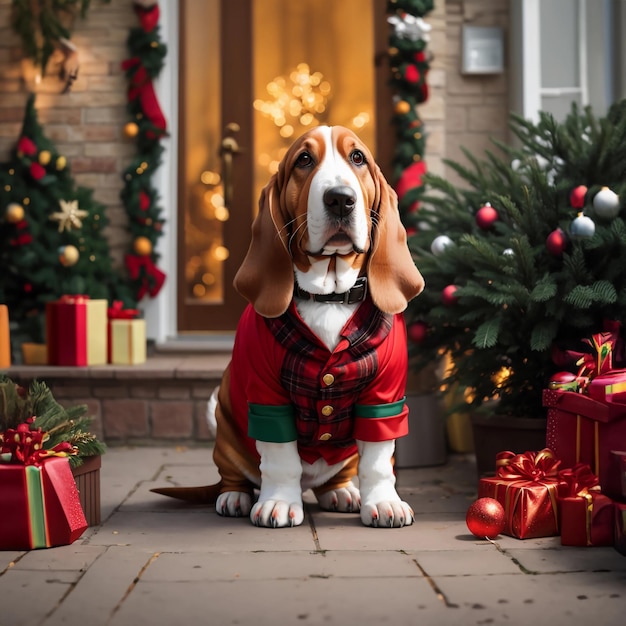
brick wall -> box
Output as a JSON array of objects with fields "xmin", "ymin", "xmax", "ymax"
[
  {"xmin": 442, "ymin": 0, "xmax": 511, "ymax": 184},
  {"xmin": 0, "ymin": 0, "xmax": 137, "ymax": 267}
]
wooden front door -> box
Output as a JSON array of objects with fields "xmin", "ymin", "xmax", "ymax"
[{"xmin": 177, "ymin": 0, "xmax": 393, "ymax": 334}]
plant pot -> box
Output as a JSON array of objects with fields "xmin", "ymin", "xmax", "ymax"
[
  {"xmin": 394, "ymin": 393, "xmax": 447, "ymax": 468},
  {"xmin": 470, "ymin": 413, "xmax": 547, "ymax": 478},
  {"xmin": 71, "ymin": 455, "xmax": 102, "ymax": 526}
]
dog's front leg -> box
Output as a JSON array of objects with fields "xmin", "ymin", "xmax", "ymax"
[
  {"xmin": 357, "ymin": 440, "xmax": 414, "ymax": 528},
  {"xmin": 251, "ymin": 441, "xmax": 304, "ymax": 528}
]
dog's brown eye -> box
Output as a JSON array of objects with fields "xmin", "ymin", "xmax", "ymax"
[
  {"xmin": 295, "ymin": 152, "xmax": 314, "ymax": 168},
  {"xmin": 350, "ymin": 150, "xmax": 366, "ymax": 166}
]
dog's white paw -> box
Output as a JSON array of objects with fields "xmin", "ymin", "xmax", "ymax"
[
  {"xmin": 215, "ymin": 491, "xmax": 252, "ymax": 517},
  {"xmin": 360, "ymin": 500, "xmax": 414, "ymax": 528},
  {"xmin": 317, "ymin": 483, "xmax": 361, "ymax": 513},
  {"xmin": 250, "ymin": 500, "xmax": 304, "ymax": 528}
]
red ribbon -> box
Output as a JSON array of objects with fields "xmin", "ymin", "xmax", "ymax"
[
  {"xmin": 133, "ymin": 2, "xmax": 160, "ymax": 32},
  {"xmin": 122, "ymin": 60, "xmax": 167, "ymax": 133},
  {"xmin": 125, "ymin": 254, "xmax": 166, "ymax": 300},
  {"xmin": 559, "ymin": 463, "xmax": 599, "ymax": 497},
  {"xmin": 1, "ymin": 419, "xmax": 76, "ymax": 466},
  {"xmin": 496, "ymin": 448, "xmax": 561, "ymax": 482},
  {"xmin": 107, "ymin": 300, "xmax": 140, "ymax": 320}
]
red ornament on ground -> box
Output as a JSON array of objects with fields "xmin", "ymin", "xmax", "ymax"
[
  {"xmin": 466, "ymin": 497, "xmax": 506, "ymax": 538},
  {"xmin": 569, "ymin": 185, "xmax": 587, "ymax": 209},
  {"xmin": 441, "ymin": 285, "xmax": 458, "ymax": 306},
  {"xmin": 546, "ymin": 228, "xmax": 567, "ymax": 256},
  {"xmin": 476, "ymin": 203, "xmax": 498, "ymax": 229},
  {"xmin": 407, "ymin": 321, "xmax": 428, "ymax": 343}
]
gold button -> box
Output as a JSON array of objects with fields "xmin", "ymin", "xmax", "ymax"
[
  {"xmin": 319, "ymin": 432, "xmax": 332, "ymax": 441},
  {"xmin": 321, "ymin": 405, "xmax": 334, "ymax": 417},
  {"xmin": 322, "ymin": 373, "xmax": 335, "ymax": 386}
]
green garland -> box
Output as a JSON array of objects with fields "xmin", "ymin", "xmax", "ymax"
[{"xmin": 386, "ymin": 0, "xmax": 434, "ymax": 232}]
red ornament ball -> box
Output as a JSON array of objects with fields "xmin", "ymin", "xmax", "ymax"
[
  {"xmin": 441, "ymin": 284, "xmax": 458, "ymax": 306},
  {"xmin": 466, "ymin": 497, "xmax": 506, "ymax": 538},
  {"xmin": 476, "ymin": 203, "xmax": 498, "ymax": 229},
  {"xmin": 546, "ymin": 228, "xmax": 567, "ymax": 256},
  {"xmin": 407, "ymin": 321, "xmax": 428, "ymax": 343},
  {"xmin": 569, "ymin": 185, "xmax": 588, "ymax": 209}
]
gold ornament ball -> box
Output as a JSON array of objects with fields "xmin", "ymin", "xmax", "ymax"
[
  {"xmin": 56, "ymin": 156, "xmax": 67, "ymax": 170},
  {"xmin": 59, "ymin": 245, "xmax": 80, "ymax": 267},
  {"xmin": 124, "ymin": 122, "xmax": 139, "ymax": 138},
  {"xmin": 5, "ymin": 202, "xmax": 25, "ymax": 223},
  {"xmin": 134, "ymin": 236, "xmax": 153, "ymax": 256},
  {"xmin": 39, "ymin": 150, "xmax": 52, "ymax": 165},
  {"xmin": 395, "ymin": 100, "xmax": 411, "ymax": 115}
]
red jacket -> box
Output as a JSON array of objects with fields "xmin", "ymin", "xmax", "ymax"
[{"xmin": 228, "ymin": 298, "xmax": 410, "ymax": 465}]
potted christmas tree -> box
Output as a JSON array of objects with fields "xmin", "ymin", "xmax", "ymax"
[
  {"xmin": 405, "ymin": 100, "xmax": 626, "ymax": 473},
  {"xmin": 0, "ymin": 375, "xmax": 105, "ymax": 524}
]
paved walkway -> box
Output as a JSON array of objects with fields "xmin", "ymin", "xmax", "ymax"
[{"xmin": 1, "ymin": 447, "xmax": 625, "ymax": 626}]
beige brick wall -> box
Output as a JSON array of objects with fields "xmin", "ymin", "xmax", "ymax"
[{"xmin": 441, "ymin": 0, "xmax": 511, "ymax": 184}]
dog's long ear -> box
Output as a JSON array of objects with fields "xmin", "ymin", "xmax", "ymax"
[
  {"xmin": 367, "ymin": 167, "xmax": 425, "ymax": 314},
  {"xmin": 233, "ymin": 175, "xmax": 294, "ymax": 317}
]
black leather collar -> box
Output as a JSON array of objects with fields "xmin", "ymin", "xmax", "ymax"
[{"xmin": 293, "ymin": 277, "xmax": 368, "ymax": 304}]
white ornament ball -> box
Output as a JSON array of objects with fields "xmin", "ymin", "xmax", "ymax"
[
  {"xmin": 570, "ymin": 213, "xmax": 595, "ymax": 240},
  {"xmin": 431, "ymin": 235, "xmax": 453, "ymax": 256},
  {"xmin": 593, "ymin": 186, "xmax": 620, "ymax": 219},
  {"xmin": 502, "ymin": 248, "xmax": 514, "ymax": 257}
]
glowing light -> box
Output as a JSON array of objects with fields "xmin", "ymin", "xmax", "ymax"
[
  {"xmin": 213, "ymin": 245, "xmax": 229, "ymax": 261},
  {"xmin": 201, "ymin": 170, "xmax": 221, "ymax": 185},
  {"xmin": 214, "ymin": 206, "xmax": 230, "ymax": 222}
]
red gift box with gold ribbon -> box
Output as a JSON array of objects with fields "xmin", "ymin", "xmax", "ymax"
[
  {"xmin": 558, "ymin": 463, "xmax": 614, "ymax": 547},
  {"xmin": 543, "ymin": 388, "xmax": 626, "ymax": 496},
  {"xmin": 478, "ymin": 449, "xmax": 565, "ymax": 539},
  {"xmin": 46, "ymin": 295, "xmax": 108, "ymax": 366},
  {"xmin": 0, "ymin": 422, "xmax": 88, "ymax": 550}
]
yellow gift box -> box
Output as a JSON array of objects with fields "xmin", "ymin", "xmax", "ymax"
[{"xmin": 110, "ymin": 319, "xmax": 146, "ymax": 365}]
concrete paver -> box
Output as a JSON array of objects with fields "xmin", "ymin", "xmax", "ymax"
[{"xmin": 0, "ymin": 446, "xmax": 624, "ymax": 626}]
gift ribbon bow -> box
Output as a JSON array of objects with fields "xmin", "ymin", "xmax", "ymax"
[
  {"xmin": 559, "ymin": 462, "xmax": 601, "ymax": 546},
  {"xmin": 107, "ymin": 300, "xmax": 140, "ymax": 320},
  {"xmin": 59, "ymin": 294, "xmax": 90, "ymax": 304},
  {"xmin": 0, "ymin": 418, "xmax": 76, "ymax": 466},
  {"xmin": 496, "ymin": 448, "xmax": 561, "ymax": 481},
  {"xmin": 576, "ymin": 332, "xmax": 614, "ymax": 379}
]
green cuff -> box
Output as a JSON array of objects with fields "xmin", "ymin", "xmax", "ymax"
[
  {"xmin": 355, "ymin": 397, "xmax": 406, "ymax": 418},
  {"xmin": 248, "ymin": 403, "xmax": 297, "ymax": 442}
]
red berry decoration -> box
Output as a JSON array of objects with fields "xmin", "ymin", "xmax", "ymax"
[
  {"xmin": 466, "ymin": 497, "xmax": 506, "ymax": 539},
  {"xmin": 546, "ymin": 227, "xmax": 567, "ymax": 256},
  {"xmin": 476, "ymin": 203, "xmax": 498, "ymax": 229},
  {"xmin": 569, "ymin": 185, "xmax": 587, "ymax": 209},
  {"xmin": 408, "ymin": 321, "xmax": 428, "ymax": 343},
  {"xmin": 441, "ymin": 285, "xmax": 458, "ymax": 306}
]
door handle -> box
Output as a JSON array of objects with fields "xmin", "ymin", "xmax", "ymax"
[{"xmin": 220, "ymin": 123, "xmax": 241, "ymax": 209}]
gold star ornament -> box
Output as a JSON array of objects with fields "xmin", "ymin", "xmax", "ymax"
[{"xmin": 49, "ymin": 199, "xmax": 89, "ymax": 232}]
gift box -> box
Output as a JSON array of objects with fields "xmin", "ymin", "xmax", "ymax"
[
  {"xmin": 615, "ymin": 502, "xmax": 626, "ymax": 556},
  {"xmin": 107, "ymin": 301, "xmax": 145, "ymax": 365},
  {"xmin": 543, "ymin": 388, "xmax": 626, "ymax": 494},
  {"xmin": 558, "ymin": 463, "xmax": 614, "ymax": 547},
  {"xmin": 0, "ymin": 304, "xmax": 10, "ymax": 368},
  {"xmin": 0, "ymin": 456, "xmax": 88, "ymax": 550},
  {"xmin": 604, "ymin": 450, "xmax": 626, "ymax": 501},
  {"xmin": 46, "ymin": 295, "xmax": 108, "ymax": 366},
  {"xmin": 478, "ymin": 449, "xmax": 565, "ymax": 539},
  {"xmin": 588, "ymin": 370, "xmax": 626, "ymax": 403}
]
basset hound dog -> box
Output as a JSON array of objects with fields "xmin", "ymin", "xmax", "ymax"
[{"xmin": 153, "ymin": 125, "xmax": 425, "ymax": 528}]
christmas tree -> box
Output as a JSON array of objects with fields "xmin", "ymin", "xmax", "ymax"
[
  {"xmin": 406, "ymin": 100, "xmax": 626, "ymax": 418},
  {"xmin": 0, "ymin": 94, "xmax": 135, "ymax": 351}
]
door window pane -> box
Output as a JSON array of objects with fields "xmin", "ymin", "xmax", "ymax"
[{"xmin": 252, "ymin": 0, "xmax": 376, "ymax": 206}]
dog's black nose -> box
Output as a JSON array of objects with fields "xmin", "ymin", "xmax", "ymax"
[{"xmin": 324, "ymin": 185, "xmax": 356, "ymax": 218}]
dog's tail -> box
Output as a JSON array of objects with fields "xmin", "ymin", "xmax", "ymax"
[{"xmin": 151, "ymin": 482, "xmax": 223, "ymax": 504}]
